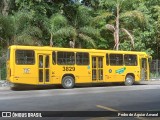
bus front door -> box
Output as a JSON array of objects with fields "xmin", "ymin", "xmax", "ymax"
[
  {"xmin": 38, "ymin": 54, "xmax": 50, "ymax": 84},
  {"xmin": 92, "ymin": 56, "xmax": 104, "ymax": 82},
  {"xmin": 141, "ymin": 58, "xmax": 148, "ymax": 80}
]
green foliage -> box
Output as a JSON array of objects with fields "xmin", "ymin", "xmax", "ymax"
[
  {"xmin": 79, "ymin": 27, "xmax": 100, "ymax": 39},
  {"xmin": 0, "ymin": 0, "xmax": 160, "ymax": 56},
  {"xmin": 62, "ymin": 4, "xmax": 97, "ymax": 48},
  {"xmin": 1, "ymin": 0, "xmax": 160, "ymax": 79},
  {"xmin": 1, "ymin": 63, "xmax": 6, "ymax": 80},
  {"xmin": 10, "ymin": 11, "xmax": 43, "ymax": 45},
  {"xmin": 54, "ymin": 26, "xmax": 76, "ymax": 38},
  {"xmin": 0, "ymin": 15, "xmax": 10, "ymax": 46},
  {"xmin": 49, "ymin": 13, "xmax": 68, "ymax": 32}
]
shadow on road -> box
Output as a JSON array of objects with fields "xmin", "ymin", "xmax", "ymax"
[{"xmin": 10, "ymin": 82, "xmax": 147, "ymax": 91}]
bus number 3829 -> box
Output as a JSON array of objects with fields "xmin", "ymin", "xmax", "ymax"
[{"xmin": 63, "ymin": 67, "xmax": 75, "ymax": 71}]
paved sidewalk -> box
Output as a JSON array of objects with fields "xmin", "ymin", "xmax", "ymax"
[{"xmin": 140, "ymin": 79, "xmax": 160, "ymax": 85}]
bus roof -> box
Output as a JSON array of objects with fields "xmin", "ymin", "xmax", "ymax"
[{"xmin": 9, "ymin": 45, "xmax": 148, "ymax": 55}]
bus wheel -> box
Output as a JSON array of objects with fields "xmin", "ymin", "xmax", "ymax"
[
  {"xmin": 62, "ymin": 76, "xmax": 75, "ymax": 89},
  {"xmin": 125, "ymin": 75, "xmax": 134, "ymax": 86}
]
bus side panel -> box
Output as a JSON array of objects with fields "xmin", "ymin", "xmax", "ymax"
[
  {"xmin": 50, "ymin": 65, "xmax": 62, "ymax": 84},
  {"xmin": 74, "ymin": 66, "xmax": 91, "ymax": 83},
  {"xmin": 105, "ymin": 66, "xmax": 140, "ymax": 82},
  {"xmin": 105, "ymin": 66, "xmax": 125, "ymax": 82},
  {"xmin": 52, "ymin": 65, "xmax": 91, "ymax": 84},
  {"xmin": 13, "ymin": 65, "xmax": 38, "ymax": 85},
  {"xmin": 13, "ymin": 49, "xmax": 38, "ymax": 85}
]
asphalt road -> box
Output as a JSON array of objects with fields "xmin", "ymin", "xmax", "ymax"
[{"xmin": 0, "ymin": 83, "xmax": 160, "ymax": 120}]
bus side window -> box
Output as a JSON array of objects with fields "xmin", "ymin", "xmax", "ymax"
[
  {"xmin": 76, "ymin": 52, "xmax": 89, "ymax": 65},
  {"xmin": 106, "ymin": 54, "xmax": 109, "ymax": 65},
  {"xmin": 76, "ymin": 55, "xmax": 80, "ymax": 64},
  {"xmin": 16, "ymin": 50, "xmax": 35, "ymax": 65},
  {"xmin": 45, "ymin": 56, "xmax": 49, "ymax": 68},
  {"xmin": 110, "ymin": 54, "xmax": 123, "ymax": 66},
  {"xmin": 39, "ymin": 55, "xmax": 43, "ymax": 68},
  {"xmin": 52, "ymin": 52, "xmax": 56, "ymax": 65},
  {"xmin": 124, "ymin": 54, "xmax": 137, "ymax": 66},
  {"xmin": 69, "ymin": 55, "xmax": 75, "ymax": 64},
  {"xmin": 57, "ymin": 52, "xmax": 75, "ymax": 65}
]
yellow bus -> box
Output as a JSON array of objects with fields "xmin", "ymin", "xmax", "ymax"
[{"xmin": 6, "ymin": 45, "xmax": 151, "ymax": 89}]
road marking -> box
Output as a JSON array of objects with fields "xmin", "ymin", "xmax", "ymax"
[
  {"xmin": 96, "ymin": 105, "xmax": 148, "ymax": 120},
  {"xmin": 97, "ymin": 105, "xmax": 119, "ymax": 112},
  {"xmin": 87, "ymin": 105, "xmax": 119, "ymax": 120}
]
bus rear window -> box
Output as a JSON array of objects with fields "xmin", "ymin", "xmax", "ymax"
[{"xmin": 16, "ymin": 50, "xmax": 35, "ymax": 65}]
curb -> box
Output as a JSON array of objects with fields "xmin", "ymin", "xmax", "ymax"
[
  {"xmin": 150, "ymin": 79, "xmax": 160, "ymax": 81},
  {"xmin": 0, "ymin": 87, "xmax": 10, "ymax": 90}
]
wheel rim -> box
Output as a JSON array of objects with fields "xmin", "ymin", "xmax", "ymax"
[
  {"xmin": 64, "ymin": 78, "xmax": 72, "ymax": 87},
  {"xmin": 126, "ymin": 77, "xmax": 133, "ymax": 84}
]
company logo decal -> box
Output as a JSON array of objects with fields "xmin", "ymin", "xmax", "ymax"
[{"xmin": 116, "ymin": 67, "xmax": 126, "ymax": 74}]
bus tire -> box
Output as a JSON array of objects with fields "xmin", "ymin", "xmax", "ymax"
[
  {"xmin": 62, "ymin": 76, "xmax": 75, "ymax": 89},
  {"xmin": 125, "ymin": 75, "xmax": 134, "ymax": 86}
]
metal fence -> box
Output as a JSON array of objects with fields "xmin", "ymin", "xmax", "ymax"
[{"xmin": 150, "ymin": 59, "xmax": 160, "ymax": 79}]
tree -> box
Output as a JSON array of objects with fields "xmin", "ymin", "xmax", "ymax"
[
  {"xmin": 0, "ymin": 11, "xmax": 43, "ymax": 46},
  {"xmin": 64, "ymin": 4, "xmax": 99, "ymax": 48},
  {"xmin": 14, "ymin": 11, "xmax": 43, "ymax": 45},
  {"xmin": 146, "ymin": 5, "xmax": 160, "ymax": 58},
  {"xmin": 0, "ymin": 0, "xmax": 160, "ymax": 57},
  {"xmin": 0, "ymin": 0, "xmax": 10, "ymax": 16},
  {"xmin": 94, "ymin": 0, "xmax": 145, "ymax": 50},
  {"xmin": 47, "ymin": 13, "xmax": 73, "ymax": 46}
]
